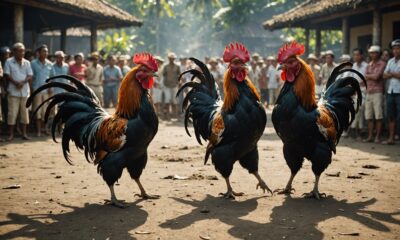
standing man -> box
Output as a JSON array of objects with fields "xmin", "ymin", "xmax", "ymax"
[
  {"xmin": 3, "ymin": 43, "xmax": 32, "ymax": 141},
  {"xmin": 69, "ymin": 53, "xmax": 87, "ymax": 82},
  {"xmin": 383, "ymin": 39, "xmax": 400, "ymax": 145},
  {"xmin": 258, "ymin": 58, "xmax": 268, "ymax": 107},
  {"xmin": 318, "ymin": 50, "xmax": 337, "ymax": 98},
  {"xmin": 51, "ymin": 51, "xmax": 70, "ymax": 94},
  {"xmin": 103, "ymin": 55, "xmax": 122, "ymax": 108},
  {"xmin": 118, "ymin": 55, "xmax": 131, "ymax": 77},
  {"xmin": 267, "ymin": 56, "xmax": 279, "ymax": 108},
  {"xmin": 85, "ymin": 52, "xmax": 104, "ymax": 106},
  {"xmin": 162, "ymin": 52, "xmax": 180, "ymax": 119},
  {"xmin": 152, "ymin": 56, "xmax": 164, "ymax": 115},
  {"xmin": 364, "ymin": 45, "xmax": 386, "ymax": 143},
  {"xmin": 31, "ymin": 44, "xmax": 53, "ymax": 137},
  {"xmin": 349, "ymin": 48, "xmax": 368, "ymax": 140}
]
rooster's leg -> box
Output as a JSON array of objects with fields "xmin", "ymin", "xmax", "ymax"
[
  {"xmin": 134, "ymin": 178, "xmax": 160, "ymax": 199},
  {"xmin": 253, "ymin": 171, "xmax": 273, "ymax": 195},
  {"xmin": 274, "ymin": 173, "xmax": 296, "ymax": 194},
  {"xmin": 219, "ymin": 177, "xmax": 244, "ymax": 199},
  {"xmin": 303, "ymin": 175, "xmax": 326, "ymax": 200},
  {"xmin": 106, "ymin": 185, "xmax": 126, "ymax": 208}
]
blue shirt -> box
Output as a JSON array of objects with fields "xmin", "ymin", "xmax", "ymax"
[
  {"xmin": 51, "ymin": 62, "xmax": 70, "ymax": 94},
  {"xmin": 31, "ymin": 58, "xmax": 52, "ymax": 91},
  {"xmin": 103, "ymin": 65, "xmax": 122, "ymax": 85}
]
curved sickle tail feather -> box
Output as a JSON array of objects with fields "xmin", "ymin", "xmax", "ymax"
[
  {"xmin": 26, "ymin": 75, "xmax": 108, "ymax": 164},
  {"xmin": 322, "ymin": 63, "xmax": 367, "ymax": 143},
  {"xmin": 176, "ymin": 58, "xmax": 221, "ymax": 145}
]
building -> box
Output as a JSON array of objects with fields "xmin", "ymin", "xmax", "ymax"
[
  {"xmin": 263, "ymin": 0, "xmax": 400, "ymax": 56},
  {"xmin": 0, "ymin": 0, "xmax": 141, "ymax": 52}
]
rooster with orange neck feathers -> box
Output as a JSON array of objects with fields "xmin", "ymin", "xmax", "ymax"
[
  {"xmin": 177, "ymin": 43, "xmax": 272, "ymax": 199},
  {"xmin": 272, "ymin": 42, "xmax": 366, "ymax": 199},
  {"xmin": 27, "ymin": 53, "xmax": 160, "ymax": 207}
]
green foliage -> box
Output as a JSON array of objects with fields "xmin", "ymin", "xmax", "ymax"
[
  {"xmin": 282, "ymin": 28, "xmax": 343, "ymax": 52},
  {"xmin": 98, "ymin": 30, "xmax": 141, "ymax": 57}
]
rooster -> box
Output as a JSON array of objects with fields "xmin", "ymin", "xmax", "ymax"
[
  {"xmin": 177, "ymin": 43, "xmax": 272, "ymax": 199},
  {"xmin": 272, "ymin": 42, "xmax": 366, "ymax": 199},
  {"xmin": 26, "ymin": 53, "xmax": 160, "ymax": 207}
]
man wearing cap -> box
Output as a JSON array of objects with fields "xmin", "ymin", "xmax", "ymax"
[
  {"xmin": 363, "ymin": 45, "xmax": 386, "ymax": 143},
  {"xmin": 383, "ymin": 39, "xmax": 400, "ymax": 145},
  {"xmin": 307, "ymin": 53, "xmax": 321, "ymax": 92},
  {"xmin": 69, "ymin": 53, "xmax": 87, "ymax": 82},
  {"xmin": 209, "ymin": 57, "xmax": 224, "ymax": 97},
  {"xmin": 85, "ymin": 52, "xmax": 104, "ymax": 106},
  {"xmin": 318, "ymin": 50, "xmax": 337, "ymax": 97},
  {"xmin": 51, "ymin": 51, "xmax": 70, "ymax": 94},
  {"xmin": 267, "ymin": 56, "xmax": 279, "ymax": 107},
  {"xmin": 3, "ymin": 43, "xmax": 32, "ymax": 141},
  {"xmin": 162, "ymin": 52, "xmax": 180, "ymax": 119},
  {"xmin": 31, "ymin": 44, "xmax": 53, "ymax": 137}
]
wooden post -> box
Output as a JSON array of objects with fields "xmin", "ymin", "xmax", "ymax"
[
  {"xmin": 90, "ymin": 23, "xmax": 97, "ymax": 52},
  {"xmin": 60, "ymin": 27, "xmax": 67, "ymax": 52},
  {"xmin": 305, "ymin": 28, "xmax": 310, "ymax": 57},
  {"xmin": 14, "ymin": 5, "xmax": 24, "ymax": 43},
  {"xmin": 315, "ymin": 28, "xmax": 321, "ymax": 57},
  {"xmin": 342, "ymin": 17, "xmax": 350, "ymax": 54},
  {"xmin": 372, "ymin": 7, "xmax": 381, "ymax": 45}
]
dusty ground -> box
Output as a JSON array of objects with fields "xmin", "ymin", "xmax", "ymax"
[{"xmin": 0, "ymin": 110, "xmax": 399, "ymax": 240}]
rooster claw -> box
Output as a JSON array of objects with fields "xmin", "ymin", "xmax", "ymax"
[
  {"xmin": 135, "ymin": 193, "xmax": 160, "ymax": 200},
  {"xmin": 256, "ymin": 181, "xmax": 273, "ymax": 196},
  {"xmin": 302, "ymin": 190, "xmax": 326, "ymax": 200},
  {"xmin": 273, "ymin": 187, "xmax": 295, "ymax": 195},
  {"xmin": 219, "ymin": 191, "xmax": 244, "ymax": 200}
]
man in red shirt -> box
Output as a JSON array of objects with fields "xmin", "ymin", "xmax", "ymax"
[
  {"xmin": 69, "ymin": 53, "xmax": 87, "ymax": 82},
  {"xmin": 364, "ymin": 45, "xmax": 386, "ymax": 143}
]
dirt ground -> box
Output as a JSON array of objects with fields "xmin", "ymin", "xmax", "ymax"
[{"xmin": 0, "ymin": 110, "xmax": 399, "ymax": 240}]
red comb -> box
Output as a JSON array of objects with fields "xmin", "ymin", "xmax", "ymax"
[
  {"xmin": 223, "ymin": 42, "xmax": 250, "ymax": 63},
  {"xmin": 133, "ymin": 52, "xmax": 158, "ymax": 72},
  {"xmin": 277, "ymin": 41, "xmax": 305, "ymax": 63}
]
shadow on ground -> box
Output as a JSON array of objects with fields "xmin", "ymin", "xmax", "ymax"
[
  {"xmin": 0, "ymin": 201, "xmax": 148, "ymax": 240},
  {"xmin": 160, "ymin": 194, "xmax": 400, "ymax": 240}
]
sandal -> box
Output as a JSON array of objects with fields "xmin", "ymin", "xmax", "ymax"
[{"xmin": 381, "ymin": 140, "xmax": 395, "ymax": 145}]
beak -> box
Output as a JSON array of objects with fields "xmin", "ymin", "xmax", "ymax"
[
  {"xmin": 277, "ymin": 64, "xmax": 283, "ymax": 71},
  {"xmin": 150, "ymin": 72, "xmax": 158, "ymax": 77}
]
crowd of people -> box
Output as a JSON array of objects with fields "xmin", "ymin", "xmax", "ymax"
[{"xmin": 0, "ymin": 39, "xmax": 399, "ymax": 145}]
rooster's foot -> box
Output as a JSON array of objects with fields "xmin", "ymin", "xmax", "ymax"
[
  {"xmin": 105, "ymin": 198, "xmax": 127, "ymax": 208},
  {"xmin": 257, "ymin": 181, "xmax": 273, "ymax": 196},
  {"xmin": 219, "ymin": 190, "xmax": 244, "ymax": 199},
  {"xmin": 303, "ymin": 190, "xmax": 326, "ymax": 200},
  {"xmin": 274, "ymin": 187, "xmax": 295, "ymax": 195},
  {"xmin": 135, "ymin": 193, "xmax": 160, "ymax": 200}
]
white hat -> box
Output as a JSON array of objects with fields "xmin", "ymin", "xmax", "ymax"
[
  {"xmin": 340, "ymin": 54, "xmax": 351, "ymax": 61},
  {"xmin": 325, "ymin": 50, "xmax": 334, "ymax": 57},
  {"xmin": 54, "ymin": 50, "xmax": 65, "ymax": 57},
  {"xmin": 368, "ymin": 45, "xmax": 381, "ymax": 53},
  {"xmin": 167, "ymin": 52, "xmax": 177, "ymax": 58},
  {"xmin": 267, "ymin": 56, "xmax": 275, "ymax": 61},
  {"xmin": 307, "ymin": 53, "xmax": 318, "ymax": 60}
]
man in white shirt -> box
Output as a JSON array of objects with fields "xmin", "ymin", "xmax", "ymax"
[
  {"xmin": 349, "ymin": 48, "xmax": 368, "ymax": 139},
  {"xmin": 267, "ymin": 56, "xmax": 279, "ymax": 107},
  {"xmin": 3, "ymin": 43, "xmax": 32, "ymax": 141},
  {"xmin": 382, "ymin": 39, "xmax": 400, "ymax": 145}
]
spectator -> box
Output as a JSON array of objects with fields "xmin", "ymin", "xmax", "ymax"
[
  {"xmin": 249, "ymin": 60, "xmax": 260, "ymax": 91},
  {"xmin": 51, "ymin": 51, "xmax": 70, "ymax": 94},
  {"xmin": 118, "ymin": 55, "xmax": 131, "ymax": 77},
  {"xmin": 364, "ymin": 45, "xmax": 386, "ymax": 143},
  {"xmin": 69, "ymin": 53, "xmax": 86, "ymax": 82},
  {"xmin": 103, "ymin": 55, "xmax": 122, "ymax": 108},
  {"xmin": 31, "ymin": 44, "xmax": 52, "ymax": 137},
  {"xmin": 382, "ymin": 49, "xmax": 393, "ymax": 63},
  {"xmin": 349, "ymin": 48, "xmax": 368, "ymax": 140},
  {"xmin": 209, "ymin": 58, "xmax": 223, "ymax": 97},
  {"xmin": 339, "ymin": 54, "xmax": 351, "ymax": 63},
  {"xmin": 3, "ymin": 43, "xmax": 32, "ymax": 141},
  {"xmin": 85, "ymin": 52, "xmax": 104, "ymax": 106},
  {"xmin": 0, "ymin": 47, "xmax": 10, "ymax": 127},
  {"xmin": 382, "ymin": 39, "xmax": 400, "ymax": 145},
  {"xmin": 257, "ymin": 58, "xmax": 268, "ymax": 107},
  {"xmin": 307, "ymin": 53, "xmax": 321, "ymax": 91},
  {"xmin": 162, "ymin": 52, "xmax": 180, "ymax": 119},
  {"xmin": 152, "ymin": 56, "xmax": 164, "ymax": 115},
  {"xmin": 267, "ymin": 56, "xmax": 279, "ymax": 108},
  {"xmin": 318, "ymin": 50, "xmax": 337, "ymax": 97}
]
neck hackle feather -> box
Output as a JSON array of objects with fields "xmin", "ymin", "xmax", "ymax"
[{"xmin": 293, "ymin": 58, "xmax": 317, "ymax": 111}]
